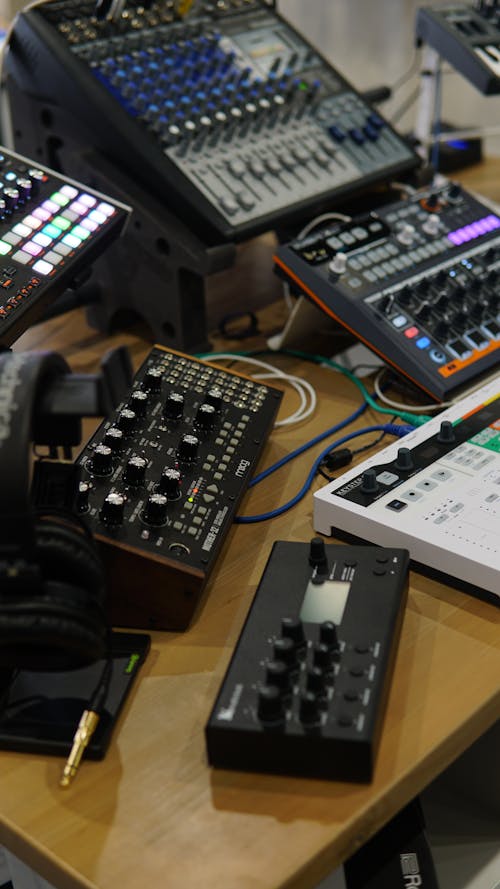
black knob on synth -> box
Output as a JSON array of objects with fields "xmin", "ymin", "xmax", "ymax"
[
  {"xmin": 100, "ymin": 491, "xmax": 126, "ymax": 525},
  {"xmin": 205, "ymin": 386, "xmax": 223, "ymax": 411},
  {"xmin": 447, "ymin": 183, "xmax": 462, "ymax": 201},
  {"xmin": 426, "ymin": 192, "xmax": 439, "ymax": 210},
  {"xmin": 177, "ymin": 433, "xmax": 199, "ymax": 462},
  {"xmin": 437, "ymin": 420, "xmax": 455, "ymax": 444},
  {"xmin": 129, "ymin": 389, "xmax": 148, "ymax": 417},
  {"xmin": 28, "ymin": 168, "xmax": 45, "ymax": 192},
  {"xmin": 397, "ymin": 285, "xmax": 413, "ymax": 306},
  {"xmin": 141, "ymin": 366, "xmax": 163, "ymax": 393},
  {"xmin": 90, "ymin": 443, "xmax": 113, "ymax": 476},
  {"xmin": 123, "ymin": 455, "xmax": 147, "ymax": 486},
  {"xmin": 77, "ymin": 480, "xmax": 91, "ymax": 513},
  {"xmin": 265, "ymin": 659, "xmax": 292, "ymax": 694},
  {"xmin": 306, "ymin": 666, "xmax": 327, "ymax": 695},
  {"xmin": 395, "ymin": 447, "xmax": 414, "ymax": 471},
  {"xmin": 319, "ymin": 621, "xmax": 339, "ymax": 651},
  {"xmin": 16, "ymin": 178, "xmax": 32, "ymax": 203},
  {"xmin": 195, "ymin": 402, "xmax": 216, "ymax": 430},
  {"xmin": 273, "ymin": 636, "xmax": 297, "ymax": 669},
  {"xmin": 103, "ymin": 426, "xmax": 124, "ymax": 453},
  {"xmin": 299, "ymin": 691, "xmax": 321, "ymax": 726},
  {"xmin": 116, "ymin": 408, "xmax": 136, "ymax": 435},
  {"xmin": 361, "ymin": 468, "xmax": 378, "ymax": 495},
  {"xmin": 313, "ymin": 642, "xmax": 333, "ymax": 671},
  {"xmin": 142, "ymin": 492, "xmax": 168, "ymax": 525},
  {"xmin": 3, "ymin": 187, "xmax": 19, "ymax": 212},
  {"xmin": 486, "ymin": 269, "xmax": 498, "ymax": 286},
  {"xmin": 416, "ymin": 301, "xmax": 432, "ymax": 323},
  {"xmin": 158, "ymin": 467, "xmax": 182, "ymax": 499},
  {"xmin": 164, "ymin": 391, "xmax": 185, "ymax": 421},
  {"xmin": 257, "ymin": 685, "xmax": 285, "ymax": 724},
  {"xmin": 281, "ymin": 617, "xmax": 306, "ymax": 649},
  {"xmin": 308, "ymin": 536, "xmax": 328, "ymax": 572},
  {"xmin": 0, "ymin": 198, "xmax": 5, "ymax": 217}
]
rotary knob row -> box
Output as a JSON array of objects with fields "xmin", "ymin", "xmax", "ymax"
[
  {"xmin": 90, "ymin": 431, "xmax": 201, "ymax": 477},
  {"xmin": 99, "ymin": 489, "xmax": 173, "ymax": 526}
]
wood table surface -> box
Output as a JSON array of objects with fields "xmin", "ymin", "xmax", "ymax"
[{"xmin": 0, "ymin": 160, "xmax": 499, "ymax": 889}]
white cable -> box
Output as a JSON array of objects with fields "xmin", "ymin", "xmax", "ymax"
[
  {"xmin": 205, "ymin": 353, "xmax": 317, "ymax": 427},
  {"xmin": 297, "ymin": 211, "xmax": 351, "ymax": 240},
  {"xmin": 373, "ymin": 368, "xmax": 451, "ymax": 412}
]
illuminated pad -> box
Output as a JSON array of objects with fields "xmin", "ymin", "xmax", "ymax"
[{"xmin": 0, "ymin": 147, "xmax": 129, "ymax": 344}]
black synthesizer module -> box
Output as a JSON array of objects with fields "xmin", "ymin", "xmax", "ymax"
[
  {"xmin": 76, "ymin": 345, "xmax": 282, "ymax": 630},
  {"xmin": 0, "ymin": 147, "xmax": 129, "ymax": 344},
  {"xmin": 275, "ymin": 180, "xmax": 500, "ymax": 401},
  {"xmin": 6, "ymin": 0, "xmax": 418, "ymax": 241}
]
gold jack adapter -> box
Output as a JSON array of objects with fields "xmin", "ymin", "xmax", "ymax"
[{"xmin": 60, "ymin": 710, "xmax": 100, "ymax": 788}]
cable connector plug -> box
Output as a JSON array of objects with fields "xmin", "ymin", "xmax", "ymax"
[
  {"xmin": 324, "ymin": 447, "xmax": 353, "ymax": 470},
  {"xmin": 60, "ymin": 709, "xmax": 100, "ymax": 788}
]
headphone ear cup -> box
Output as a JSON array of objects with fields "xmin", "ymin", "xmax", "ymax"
[{"xmin": 0, "ymin": 519, "xmax": 108, "ymax": 671}]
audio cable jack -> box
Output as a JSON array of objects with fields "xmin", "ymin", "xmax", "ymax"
[{"xmin": 60, "ymin": 656, "xmax": 113, "ymax": 788}]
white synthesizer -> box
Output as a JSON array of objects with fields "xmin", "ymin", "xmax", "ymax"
[{"xmin": 314, "ymin": 378, "xmax": 500, "ymax": 603}]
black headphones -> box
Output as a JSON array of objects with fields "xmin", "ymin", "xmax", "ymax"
[{"xmin": 0, "ymin": 350, "xmax": 108, "ymax": 672}]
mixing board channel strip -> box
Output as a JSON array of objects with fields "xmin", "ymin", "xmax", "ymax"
[{"xmin": 76, "ymin": 345, "xmax": 283, "ymax": 630}]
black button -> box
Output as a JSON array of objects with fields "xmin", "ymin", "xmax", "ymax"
[
  {"xmin": 344, "ymin": 689, "xmax": 359, "ymax": 702},
  {"xmin": 355, "ymin": 643, "xmax": 370, "ymax": 654},
  {"xmin": 344, "ymin": 559, "xmax": 357, "ymax": 567},
  {"xmin": 349, "ymin": 666, "xmax": 365, "ymax": 677},
  {"xmin": 375, "ymin": 555, "xmax": 388, "ymax": 564},
  {"xmin": 373, "ymin": 568, "xmax": 386, "ymax": 576},
  {"xmin": 387, "ymin": 499, "xmax": 407, "ymax": 512},
  {"xmin": 338, "ymin": 713, "xmax": 353, "ymax": 727}
]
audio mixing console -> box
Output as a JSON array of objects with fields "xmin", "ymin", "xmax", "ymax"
[
  {"xmin": 0, "ymin": 147, "xmax": 129, "ymax": 344},
  {"xmin": 274, "ymin": 180, "xmax": 500, "ymax": 401},
  {"xmin": 314, "ymin": 377, "xmax": 500, "ymax": 605},
  {"xmin": 416, "ymin": 4, "xmax": 500, "ymax": 95},
  {"xmin": 206, "ymin": 538, "xmax": 409, "ymax": 782},
  {"xmin": 76, "ymin": 345, "xmax": 282, "ymax": 630},
  {"xmin": 5, "ymin": 0, "xmax": 418, "ymax": 241}
]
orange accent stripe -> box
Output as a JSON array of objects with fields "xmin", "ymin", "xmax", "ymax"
[
  {"xmin": 438, "ymin": 338, "xmax": 500, "ymax": 378},
  {"xmin": 273, "ymin": 254, "xmax": 441, "ymax": 401}
]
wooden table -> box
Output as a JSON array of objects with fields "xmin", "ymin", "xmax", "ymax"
[{"xmin": 0, "ymin": 161, "xmax": 499, "ymax": 889}]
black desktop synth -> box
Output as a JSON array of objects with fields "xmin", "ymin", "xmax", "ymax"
[
  {"xmin": 76, "ymin": 345, "xmax": 282, "ymax": 630},
  {"xmin": 0, "ymin": 147, "xmax": 129, "ymax": 344},
  {"xmin": 7, "ymin": 0, "xmax": 418, "ymax": 241},
  {"xmin": 206, "ymin": 539, "xmax": 409, "ymax": 782},
  {"xmin": 275, "ymin": 181, "xmax": 500, "ymax": 401}
]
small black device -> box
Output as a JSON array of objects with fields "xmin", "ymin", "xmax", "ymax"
[
  {"xmin": 274, "ymin": 180, "xmax": 500, "ymax": 401},
  {"xmin": 75, "ymin": 345, "xmax": 283, "ymax": 630},
  {"xmin": 0, "ymin": 630, "xmax": 150, "ymax": 758},
  {"xmin": 416, "ymin": 4, "xmax": 500, "ymax": 95},
  {"xmin": 0, "ymin": 146, "xmax": 129, "ymax": 345},
  {"xmin": 205, "ymin": 539, "xmax": 409, "ymax": 782},
  {"xmin": 5, "ymin": 0, "xmax": 418, "ymax": 243}
]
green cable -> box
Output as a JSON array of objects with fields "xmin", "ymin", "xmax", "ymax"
[{"xmin": 197, "ymin": 348, "xmax": 432, "ymax": 427}]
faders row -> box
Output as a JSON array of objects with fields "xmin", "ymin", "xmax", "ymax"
[
  {"xmin": 76, "ymin": 345, "xmax": 282, "ymax": 630},
  {"xmin": 0, "ymin": 146, "xmax": 129, "ymax": 344},
  {"xmin": 206, "ymin": 539, "xmax": 409, "ymax": 782}
]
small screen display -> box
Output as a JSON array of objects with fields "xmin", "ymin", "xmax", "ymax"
[{"xmin": 300, "ymin": 579, "xmax": 350, "ymax": 625}]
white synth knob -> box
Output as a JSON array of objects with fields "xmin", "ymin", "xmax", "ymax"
[
  {"xmin": 328, "ymin": 252, "xmax": 347, "ymax": 276},
  {"xmin": 397, "ymin": 223, "xmax": 416, "ymax": 246},
  {"xmin": 423, "ymin": 214, "xmax": 441, "ymax": 236}
]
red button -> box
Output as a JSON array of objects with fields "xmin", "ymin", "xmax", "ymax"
[{"xmin": 404, "ymin": 326, "xmax": 419, "ymax": 338}]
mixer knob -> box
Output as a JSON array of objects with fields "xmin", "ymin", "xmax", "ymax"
[
  {"xmin": 313, "ymin": 642, "xmax": 333, "ymax": 671},
  {"xmin": 158, "ymin": 466, "xmax": 182, "ymax": 499},
  {"xmin": 100, "ymin": 491, "xmax": 126, "ymax": 525},
  {"xmin": 397, "ymin": 285, "xmax": 413, "ymax": 306},
  {"xmin": 437, "ymin": 420, "xmax": 455, "ymax": 444},
  {"xmin": 265, "ymin": 659, "xmax": 292, "ymax": 694},
  {"xmin": 28, "ymin": 169, "xmax": 45, "ymax": 192},
  {"xmin": 116, "ymin": 408, "xmax": 137, "ymax": 435},
  {"xmin": 273, "ymin": 636, "xmax": 297, "ymax": 669},
  {"xmin": 0, "ymin": 198, "xmax": 5, "ymax": 217},
  {"xmin": 142, "ymin": 492, "xmax": 169, "ymax": 525},
  {"xmin": 141, "ymin": 366, "xmax": 163, "ymax": 392},
  {"xmin": 205, "ymin": 386, "xmax": 223, "ymax": 411},
  {"xmin": 361, "ymin": 468, "xmax": 378, "ymax": 495},
  {"xmin": 397, "ymin": 223, "xmax": 416, "ymax": 246},
  {"xmin": 177, "ymin": 433, "xmax": 199, "ymax": 463},
  {"xmin": 395, "ymin": 447, "xmax": 414, "ymax": 471},
  {"xmin": 257, "ymin": 685, "xmax": 285, "ymax": 725},
  {"xmin": 90, "ymin": 443, "xmax": 113, "ymax": 476},
  {"xmin": 77, "ymin": 480, "xmax": 91, "ymax": 513},
  {"xmin": 426, "ymin": 192, "xmax": 440, "ymax": 210},
  {"xmin": 319, "ymin": 621, "xmax": 339, "ymax": 651},
  {"xmin": 308, "ymin": 536, "xmax": 328, "ymax": 573},
  {"xmin": 447, "ymin": 183, "xmax": 462, "ymax": 201},
  {"xmin": 306, "ymin": 666, "xmax": 327, "ymax": 695},
  {"xmin": 164, "ymin": 391, "xmax": 185, "ymax": 421},
  {"xmin": 281, "ymin": 617, "xmax": 306, "ymax": 649},
  {"xmin": 3, "ymin": 188, "xmax": 19, "ymax": 213},
  {"xmin": 416, "ymin": 301, "xmax": 432, "ymax": 323},
  {"xmin": 129, "ymin": 389, "xmax": 148, "ymax": 417},
  {"xmin": 16, "ymin": 178, "xmax": 32, "ymax": 203},
  {"xmin": 103, "ymin": 426, "xmax": 124, "ymax": 453},
  {"xmin": 195, "ymin": 402, "xmax": 216, "ymax": 430},
  {"xmin": 423, "ymin": 214, "xmax": 440, "ymax": 236},
  {"xmin": 123, "ymin": 455, "xmax": 147, "ymax": 486},
  {"xmin": 328, "ymin": 252, "xmax": 347, "ymax": 277},
  {"xmin": 299, "ymin": 691, "xmax": 321, "ymax": 726}
]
